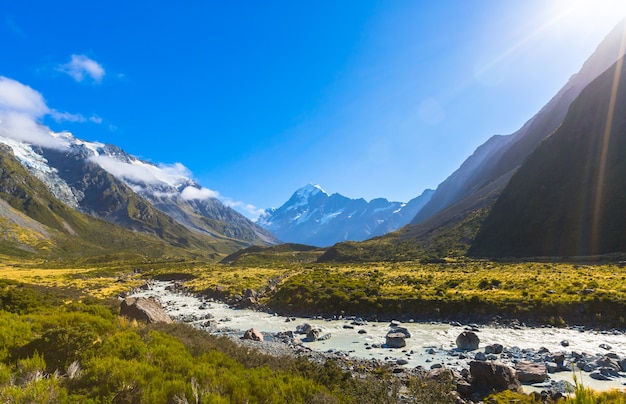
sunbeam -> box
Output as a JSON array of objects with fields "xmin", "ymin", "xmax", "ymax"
[{"xmin": 590, "ymin": 22, "xmax": 626, "ymax": 253}]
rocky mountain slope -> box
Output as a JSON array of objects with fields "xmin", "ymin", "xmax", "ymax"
[
  {"xmin": 257, "ymin": 184, "xmax": 433, "ymax": 247},
  {"xmin": 411, "ymin": 19, "xmax": 626, "ymax": 226},
  {"xmin": 469, "ymin": 54, "xmax": 626, "ymax": 257},
  {"xmin": 0, "ymin": 130, "xmax": 278, "ymax": 259},
  {"xmin": 0, "ymin": 143, "xmax": 229, "ymax": 260}
]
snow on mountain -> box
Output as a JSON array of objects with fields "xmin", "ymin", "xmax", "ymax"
[
  {"xmin": 0, "ymin": 134, "xmax": 80, "ymax": 207},
  {"xmin": 257, "ymin": 184, "xmax": 434, "ymax": 247},
  {"xmin": 0, "ymin": 130, "xmax": 278, "ymax": 246}
]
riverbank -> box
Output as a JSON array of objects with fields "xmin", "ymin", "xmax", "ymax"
[{"xmin": 128, "ymin": 280, "xmax": 626, "ymax": 395}]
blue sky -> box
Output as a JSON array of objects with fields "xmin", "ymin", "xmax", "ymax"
[{"xmin": 2, "ymin": 1, "xmax": 625, "ymax": 219}]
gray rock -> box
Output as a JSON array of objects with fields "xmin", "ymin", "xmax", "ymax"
[
  {"xmin": 593, "ymin": 356, "xmax": 621, "ymax": 372},
  {"xmin": 317, "ymin": 333, "xmax": 332, "ymax": 341},
  {"xmin": 485, "ymin": 344, "xmax": 504, "ymax": 354},
  {"xmin": 120, "ymin": 297, "xmax": 172, "ymax": 324},
  {"xmin": 545, "ymin": 362, "xmax": 559, "ymax": 373},
  {"xmin": 560, "ymin": 340, "xmax": 570, "ymax": 347},
  {"xmin": 242, "ymin": 328, "xmax": 264, "ymax": 342},
  {"xmin": 385, "ymin": 332, "xmax": 407, "ymax": 348},
  {"xmin": 397, "ymin": 358, "xmax": 409, "ymax": 366},
  {"xmin": 599, "ymin": 343, "xmax": 612, "ymax": 351},
  {"xmin": 474, "ymin": 352, "xmax": 487, "ymax": 361},
  {"xmin": 236, "ymin": 296, "xmax": 258, "ymax": 308},
  {"xmin": 469, "ymin": 361, "xmax": 522, "ymax": 396},
  {"xmin": 296, "ymin": 323, "xmax": 313, "ymax": 335},
  {"xmin": 305, "ymin": 328, "xmax": 321, "ymax": 342},
  {"xmin": 389, "ymin": 326, "xmax": 411, "ymax": 338},
  {"xmin": 456, "ymin": 331, "xmax": 480, "ymax": 351},
  {"xmin": 430, "ymin": 363, "xmax": 443, "ymax": 369},
  {"xmin": 515, "ymin": 361, "xmax": 547, "ymax": 383},
  {"xmin": 590, "ymin": 370, "xmax": 613, "ymax": 381}
]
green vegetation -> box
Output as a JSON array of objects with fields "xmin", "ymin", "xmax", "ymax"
[
  {"xmin": 264, "ymin": 260, "xmax": 626, "ymax": 326},
  {"xmin": 220, "ymin": 243, "xmax": 324, "ymax": 265},
  {"xmin": 0, "ymin": 262, "xmax": 463, "ymax": 403},
  {"xmin": 318, "ymin": 206, "xmax": 491, "ymax": 263},
  {"xmin": 0, "ymin": 256, "xmax": 625, "ymax": 402}
]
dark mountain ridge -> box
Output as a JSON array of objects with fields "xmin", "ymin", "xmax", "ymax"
[
  {"xmin": 469, "ymin": 53, "xmax": 626, "ymax": 257},
  {"xmin": 411, "ymin": 19, "xmax": 626, "ymax": 226}
]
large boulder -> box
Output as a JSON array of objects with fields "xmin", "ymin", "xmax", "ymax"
[
  {"xmin": 242, "ymin": 328, "xmax": 264, "ymax": 342},
  {"xmin": 385, "ymin": 332, "xmax": 407, "ymax": 348},
  {"xmin": 305, "ymin": 328, "xmax": 321, "ymax": 342},
  {"xmin": 456, "ymin": 331, "xmax": 480, "ymax": 351},
  {"xmin": 120, "ymin": 297, "xmax": 172, "ymax": 324},
  {"xmin": 470, "ymin": 360, "xmax": 522, "ymax": 398},
  {"xmin": 515, "ymin": 361, "xmax": 547, "ymax": 383}
]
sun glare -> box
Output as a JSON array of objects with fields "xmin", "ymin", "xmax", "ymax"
[{"xmin": 550, "ymin": 0, "xmax": 626, "ymax": 30}]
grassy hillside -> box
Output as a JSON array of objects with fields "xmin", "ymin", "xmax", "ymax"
[
  {"xmin": 0, "ymin": 145, "xmax": 240, "ymax": 262},
  {"xmin": 220, "ymin": 243, "xmax": 323, "ymax": 265}
]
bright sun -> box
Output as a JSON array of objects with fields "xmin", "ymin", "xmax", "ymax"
[{"xmin": 550, "ymin": 0, "xmax": 626, "ymax": 30}]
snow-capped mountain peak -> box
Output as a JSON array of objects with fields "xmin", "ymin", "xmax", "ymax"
[
  {"xmin": 257, "ymin": 184, "xmax": 434, "ymax": 247},
  {"xmin": 294, "ymin": 183, "xmax": 327, "ymax": 199}
]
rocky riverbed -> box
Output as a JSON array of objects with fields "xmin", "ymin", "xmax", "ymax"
[{"xmin": 127, "ymin": 281, "xmax": 626, "ymax": 395}]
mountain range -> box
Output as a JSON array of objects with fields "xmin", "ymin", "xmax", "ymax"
[
  {"xmin": 257, "ymin": 184, "xmax": 433, "ymax": 247},
  {"xmin": 318, "ymin": 18, "xmax": 626, "ymax": 261},
  {"xmin": 1, "ymin": 20, "xmax": 626, "ymax": 262},
  {"xmin": 0, "ymin": 130, "xmax": 278, "ymax": 260}
]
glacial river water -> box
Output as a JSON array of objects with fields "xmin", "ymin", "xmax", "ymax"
[{"xmin": 129, "ymin": 281, "xmax": 626, "ymax": 392}]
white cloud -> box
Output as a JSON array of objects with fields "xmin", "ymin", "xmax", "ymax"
[
  {"xmin": 50, "ymin": 110, "xmax": 86, "ymax": 123},
  {"xmin": 0, "ymin": 77, "xmax": 48, "ymax": 116},
  {"xmin": 89, "ymin": 155, "xmax": 192, "ymax": 188},
  {"xmin": 49, "ymin": 110, "xmax": 103, "ymax": 124},
  {"xmin": 0, "ymin": 77, "xmax": 68, "ymax": 149},
  {"xmin": 180, "ymin": 186, "xmax": 220, "ymax": 201},
  {"xmin": 89, "ymin": 115, "xmax": 103, "ymax": 124},
  {"xmin": 221, "ymin": 197, "xmax": 265, "ymax": 220},
  {"xmin": 59, "ymin": 55, "xmax": 105, "ymax": 83}
]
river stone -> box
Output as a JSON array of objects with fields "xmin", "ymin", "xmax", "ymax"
[
  {"xmin": 296, "ymin": 323, "xmax": 313, "ymax": 334},
  {"xmin": 306, "ymin": 328, "xmax": 321, "ymax": 342},
  {"xmin": 485, "ymin": 344, "xmax": 503, "ymax": 354},
  {"xmin": 593, "ymin": 356, "xmax": 621, "ymax": 372},
  {"xmin": 120, "ymin": 297, "xmax": 172, "ymax": 324},
  {"xmin": 456, "ymin": 331, "xmax": 480, "ymax": 351},
  {"xmin": 242, "ymin": 328, "xmax": 264, "ymax": 342},
  {"xmin": 236, "ymin": 296, "xmax": 257, "ymax": 308},
  {"xmin": 469, "ymin": 360, "xmax": 522, "ymax": 397},
  {"xmin": 385, "ymin": 332, "xmax": 407, "ymax": 348},
  {"xmin": 389, "ymin": 326, "xmax": 411, "ymax": 338},
  {"xmin": 515, "ymin": 361, "xmax": 547, "ymax": 383}
]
